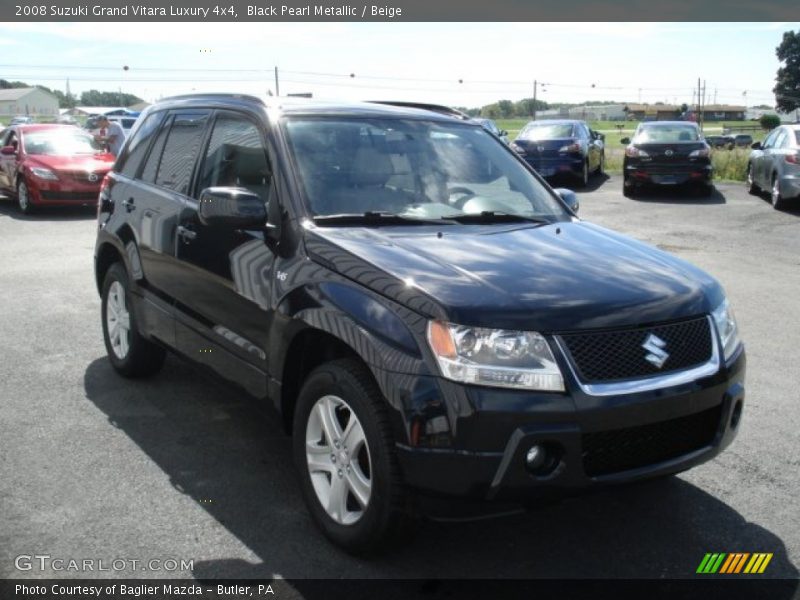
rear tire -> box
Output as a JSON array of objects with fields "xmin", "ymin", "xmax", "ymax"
[
  {"xmin": 101, "ymin": 262, "xmax": 166, "ymax": 377},
  {"xmin": 578, "ymin": 160, "xmax": 589, "ymax": 187},
  {"xmin": 771, "ymin": 175, "xmax": 787, "ymax": 211},
  {"xmin": 293, "ymin": 358, "xmax": 414, "ymax": 554},
  {"xmin": 623, "ymin": 177, "xmax": 636, "ymax": 198},
  {"xmin": 595, "ymin": 152, "xmax": 605, "ymax": 176}
]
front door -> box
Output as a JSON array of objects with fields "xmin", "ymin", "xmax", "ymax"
[{"xmin": 172, "ymin": 110, "xmax": 276, "ymax": 397}]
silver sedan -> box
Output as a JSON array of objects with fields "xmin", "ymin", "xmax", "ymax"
[{"xmin": 747, "ymin": 124, "xmax": 800, "ymax": 210}]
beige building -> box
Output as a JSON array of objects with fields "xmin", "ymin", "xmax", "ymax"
[{"xmin": 0, "ymin": 87, "xmax": 59, "ymax": 117}]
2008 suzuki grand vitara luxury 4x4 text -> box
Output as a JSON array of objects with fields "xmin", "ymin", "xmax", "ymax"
[{"xmin": 95, "ymin": 95, "xmax": 745, "ymax": 553}]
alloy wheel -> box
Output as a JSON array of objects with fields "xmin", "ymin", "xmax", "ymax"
[
  {"xmin": 18, "ymin": 181, "xmax": 30, "ymax": 212},
  {"xmin": 105, "ymin": 281, "xmax": 131, "ymax": 359},
  {"xmin": 305, "ymin": 394, "xmax": 372, "ymax": 526}
]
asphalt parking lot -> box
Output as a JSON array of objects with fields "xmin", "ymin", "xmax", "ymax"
[{"xmin": 0, "ymin": 174, "xmax": 798, "ymax": 586}]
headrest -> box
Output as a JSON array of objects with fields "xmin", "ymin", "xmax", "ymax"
[{"xmin": 350, "ymin": 145, "xmax": 394, "ymax": 186}]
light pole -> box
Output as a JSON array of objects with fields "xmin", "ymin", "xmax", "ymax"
[{"xmin": 121, "ymin": 65, "xmax": 129, "ymax": 108}]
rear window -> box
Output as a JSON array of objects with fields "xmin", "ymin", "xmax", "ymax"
[
  {"xmin": 518, "ymin": 123, "xmax": 575, "ymax": 140},
  {"xmin": 634, "ymin": 124, "xmax": 699, "ymax": 143}
]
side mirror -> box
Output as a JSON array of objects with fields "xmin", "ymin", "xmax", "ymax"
[
  {"xmin": 751, "ymin": 142, "xmax": 762, "ymax": 150},
  {"xmin": 499, "ymin": 130, "xmax": 508, "ymax": 137},
  {"xmin": 620, "ymin": 137, "xmax": 631, "ymax": 145},
  {"xmin": 597, "ymin": 133, "xmax": 605, "ymax": 141},
  {"xmin": 198, "ymin": 187, "xmax": 267, "ymax": 229},
  {"xmin": 1, "ymin": 145, "xmax": 16, "ymax": 156},
  {"xmin": 554, "ymin": 187, "xmax": 579, "ymax": 213}
]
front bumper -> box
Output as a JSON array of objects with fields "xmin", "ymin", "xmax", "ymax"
[
  {"xmin": 28, "ymin": 178, "xmax": 101, "ymax": 206},
  {"xmin": 394, "ymin": 346, "xmax": 745, "ymax": 502}
]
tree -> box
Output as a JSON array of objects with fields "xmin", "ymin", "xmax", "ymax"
[
  {"xmin": 774, "ymin": 30, "xmax": 800, "ymax": 113},
  {"xmin": 760, "ymin": 114, "xmax": 781, "ymax": 130}
]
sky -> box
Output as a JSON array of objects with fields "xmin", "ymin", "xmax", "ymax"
[{"xmin": 0, "ymin": 22, "xmax": 796, "ymax": 108}]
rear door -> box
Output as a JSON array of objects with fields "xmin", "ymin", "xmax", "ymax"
[
  {"xmin": 171, "ymin": 110, "xmax": 275, "ymax": 397},
  {"xmin": 129, "ymin": 110, "xmax": 212, "ymax": 302}
]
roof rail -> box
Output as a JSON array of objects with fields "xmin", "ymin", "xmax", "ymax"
[
  {"xmin": 367, "ymin": 101, "xmax": 471, "ymax": 120},
  {"xmin": 160, "ymin": 92, "xmax": 266, "ymax": 104}
]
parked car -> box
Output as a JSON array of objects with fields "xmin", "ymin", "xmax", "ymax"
[
  {"xmin": 510, "ymin": 119, "xmax": 604, "ymax": 186},
  {"xmin": 704, "ymin": 135, "xmax": 734, "ymax": 149},
  {"xmin": 473, "ymin": 118, "xmax": 509, "ymax": 144},
  {"xmin": 0, "ymin": 124, "xmax": 115, "ymax": 214},
  {"xmin": 734, "ymin": 134, "xmax": 754, "ymax": 148},
  {"xmin": 9, "ymin": 115, "xmax": 34, "ymax": 126},
  {"xmin": 621, "ymin": 121, "xmax": 713, "ymax": 197},
  {"xmin": 746, "ymin": 124, "xmax": 800, "ymax": 210},
  {"xmin": 57, "ymin": 115, "xmax": 79, "ymax": 125},
  {"xmin": 95, "ymin": 94, "xmax": 745, "ymax": 553}
]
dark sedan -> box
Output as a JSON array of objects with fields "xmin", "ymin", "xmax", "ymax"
[
  {"xmin": 622, "ymin": 121, "xmax": 713, "ymax": 197},
  {"xmin": 511, "ymin": 120, "xmax": 604, "ymax": 187}
]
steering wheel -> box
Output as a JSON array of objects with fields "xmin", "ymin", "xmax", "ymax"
[{"xmin": 447, "ymin": 186, "xmax": 477, "ymax": 209}]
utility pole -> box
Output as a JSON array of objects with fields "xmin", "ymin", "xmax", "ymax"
[
  {"xmin": 274, "ymin": 66, "xmax": 280, "ymax": 97},
  {"xmin": 532, "ymin": 80, "xmax": 538, "ymax": 121}
]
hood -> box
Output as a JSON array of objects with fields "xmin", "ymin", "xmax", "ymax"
[
  {"xmin": 27, "ymin": 153, "xmax": 115, "ymax": 173},
  {"xmin": 305, "ymin": 221, "xmax": 723, "ymax": 332}
]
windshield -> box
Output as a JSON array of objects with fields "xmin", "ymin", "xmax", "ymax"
[
  {"xmin": 23, "ymin": 130, "xmax": 102, "ymax": 155},
  {"xmin": 283, "ymin": 118, "xmax": 570, "ymax": 223},
  {"xmin": 518, "ymin": 123, "xmax": 575, "ymax": 140},
  {"xmin": 633, "ymin": 124, "xmax": 700, "ymax": 143}
]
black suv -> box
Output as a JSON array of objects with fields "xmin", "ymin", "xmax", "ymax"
[{"xmin": 95, "ymin": 94, "xmax": 746, "ymax": 553}]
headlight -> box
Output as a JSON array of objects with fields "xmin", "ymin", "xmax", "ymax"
[
  {"xmin": 510, "ymin": 142, "xmax": 526, "ymax": 154},
  {"xmin": 426, "ymin": 321, "xmax": 564, "ymax": 391},
  {"xmin": 30, "ymin": 167, "xmax": 58, "ymax": 180},
  {"xmin": 711, "ymin": 298, "xmax": 741, "ymax": 361}
]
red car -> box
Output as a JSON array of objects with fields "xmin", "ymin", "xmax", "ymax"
[{"xmin": 0, "ymin": 124, "xmax": 115, "ymax": 214}]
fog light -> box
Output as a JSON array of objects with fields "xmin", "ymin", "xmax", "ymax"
[{"xmin": 525, "ymin": 445, "xmax": 545, "ymax": 470}]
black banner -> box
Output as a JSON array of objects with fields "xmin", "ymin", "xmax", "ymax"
[
  {"xmin": 2, "ymin": 579, "xmax": 799, "ymax": 600},
  {"xmin": 3, "ymin": 0, "xmax": 800, "ymax": 22}
]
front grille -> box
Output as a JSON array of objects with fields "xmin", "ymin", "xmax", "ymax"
[
  {"xmin": 40, "ymin": 191, "xmax": 98, "ymax": 201},
  {"xmin": 559, "ymin": 317, "xmax": 713, "ymax": 383},
  {"xmin": 582, "ymin": 404, "xmax": 722, "ymax": 477},
  {"xmin": 63, "ymin": 170, "xmax": 105, "ymax": 184}
]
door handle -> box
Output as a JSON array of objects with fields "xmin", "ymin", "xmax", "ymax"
[
  {"xmin": 177, "ymin": 225, "xmax": 197, "ymax": 243},
  {"xmin": 122, "ymin": 197, "xmax": 135, "ymax": 212}
]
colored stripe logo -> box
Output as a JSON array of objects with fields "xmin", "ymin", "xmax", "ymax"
[{"xmin": 697, "ymin": 553, "xmax": 773, "ymax": 574}]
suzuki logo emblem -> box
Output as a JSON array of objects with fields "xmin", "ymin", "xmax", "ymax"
[
  {"xmin": 642, "ymin": 333, "xmax": 670, "ymax": 368},
  {"xmin": 537, "ymin": 145, "xmax": 545, "ymax": 152}
]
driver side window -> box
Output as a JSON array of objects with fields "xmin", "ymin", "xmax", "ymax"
[{"xmin": 196, "ymin": 113, "xmax": 271, "ymax": 203}]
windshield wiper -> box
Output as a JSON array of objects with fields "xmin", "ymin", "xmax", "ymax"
[
  {"xmin": 440, "ymin": 211, "xmax": 553, "ymax": 225},
  {"xmin": 313, "ymin": 211, "xmax": 456, "ymax": 226}
]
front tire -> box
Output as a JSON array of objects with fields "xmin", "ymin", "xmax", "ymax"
[
  {"xmin": 293, "ymin": 358, "xmax": 413, "ymax": 554},
  {"xmin": 101, "ymin": 262, "xmax": 166, "ymax": 377},
  {"xmin": 746, "ymin": 164, "xmax": 759, "ymax": 195},
  {"xmin": 17, "ymin": 179, "xmax": 35, "ymax": 214}
]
